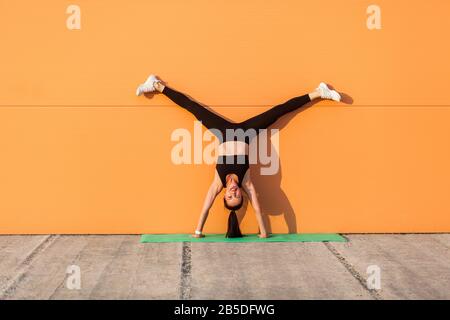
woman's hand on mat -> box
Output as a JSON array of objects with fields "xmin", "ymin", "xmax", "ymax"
[
  {"xmin": 192, "ymin": 233, "xmax": 205, "ymax": 238},
  {"xmin": 258, "ymin": 233, "xmax": 269, "ymax": 238}
]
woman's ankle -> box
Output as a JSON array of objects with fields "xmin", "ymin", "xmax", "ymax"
[
  {"xmin": 308, "ymin": 89, "xmax": 321, "ymax": 100},
  {"xmin": 154, "ymin": 82, "xmax": 165, "ymax": 92}
]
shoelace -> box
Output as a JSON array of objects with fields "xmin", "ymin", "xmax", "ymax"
[
  {"xmin": 141, "ymin": 83, "xmax": 155, "ymax": 93},
  {"xmin": 324, "ymin": 88, "xmax": 334, "ymax": 99},
  {"xmin": 318, "ymin": 86, "xmax": 330, "ymax": 99}
]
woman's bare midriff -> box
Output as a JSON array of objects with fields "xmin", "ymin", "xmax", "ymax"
[{"xmin": 217, "ymin": 140, "xmax": 248, "ymax": 156}]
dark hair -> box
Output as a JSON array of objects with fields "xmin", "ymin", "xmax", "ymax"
[
  {"xmin": 226, "ymin": 210, "xmax": 243, "ymax": 238},
  {"xmin": 224, "ymin": 198, "xmax": 243, "ymax": 238}
]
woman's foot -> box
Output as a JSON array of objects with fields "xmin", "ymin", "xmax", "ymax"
[
  {"xmin": 317, "ymin": 82, "xmax": 341, "ymax": 102},
  {"xmin": 136, "ymin": 74, "xmax": 161, "ymax": 96}
]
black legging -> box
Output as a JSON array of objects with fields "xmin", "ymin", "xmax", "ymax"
[{"xmin": 162, "ymin": 86, "xmax": 311, "ymax": 141}]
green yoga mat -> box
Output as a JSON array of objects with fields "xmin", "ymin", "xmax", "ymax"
[{"xmin": 140, "ymin": 233, "xmax": 346, "ymax": 243}]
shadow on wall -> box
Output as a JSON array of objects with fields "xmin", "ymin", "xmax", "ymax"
[
  {"xmin": 238, "ymin": 85, "xmax": 353, "ymax": 233},
  {"xmin": 239, "ymin": 105, "xmax": 312, "ymax": 233}
]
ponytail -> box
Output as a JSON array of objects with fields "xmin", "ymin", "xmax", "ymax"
[{"xmin": 226, "ymin": 210, "xmax": 243, "ymax": 238}]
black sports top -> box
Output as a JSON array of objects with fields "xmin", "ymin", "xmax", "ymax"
[{"xmin": 216, "ymin": 155, "xmax": 249, "ymax": 188}]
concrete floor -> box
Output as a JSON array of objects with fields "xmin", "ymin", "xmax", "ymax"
[{"xmin": 0, "ymin": 234, "xmax": 449, "ymax": 300}]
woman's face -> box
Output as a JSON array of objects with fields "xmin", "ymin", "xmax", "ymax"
[{"xmin": 224, "ymin": 177, "xmax": 242, "ymax": 207}]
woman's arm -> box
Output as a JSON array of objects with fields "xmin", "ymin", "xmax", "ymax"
[
  {"xmin": 192, "ymin": 171, "xmax": 223, "ymax": 237},
  {"xmin": 242, "ymin": 172, "xmax": 269, "ymax": 237}
]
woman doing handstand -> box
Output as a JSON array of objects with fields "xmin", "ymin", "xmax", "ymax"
[{"xmin": 136, "ymin": 75, "xmax": 341, "ymax": 238}]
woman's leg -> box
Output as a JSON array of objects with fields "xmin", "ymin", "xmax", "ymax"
[
  {"xmin": 155, "ymin": 82, "xmax": 231, "ymax": 134},
  {"xmin": 240, "ymin": 90, "xmax": 320, "ymax": 131}
]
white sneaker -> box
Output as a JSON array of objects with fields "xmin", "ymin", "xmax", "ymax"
[
  {"xmin": 136, "ymin": 74, "xmax": 160, "ymax": 96},
  {"xmin": 317, "ymin": 82, "xmax": 341, "ymax": 102}
]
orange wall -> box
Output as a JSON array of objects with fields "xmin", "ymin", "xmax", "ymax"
[{"xmin": 1, "ymin": 0, "xmax": 450, "ymax": 234}]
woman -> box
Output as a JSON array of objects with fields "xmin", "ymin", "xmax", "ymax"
[{"xmin": 136, "ymin": 75, "xmax": 341, "ymax": 238}]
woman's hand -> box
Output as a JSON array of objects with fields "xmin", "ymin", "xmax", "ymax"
[
  {"xmin": 242, "ymin": 178, "xmax": 269, "ymax": 241},
  {"xmin": 192, "ymin": 233, "xmax": 205, "ymax": 238}
]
